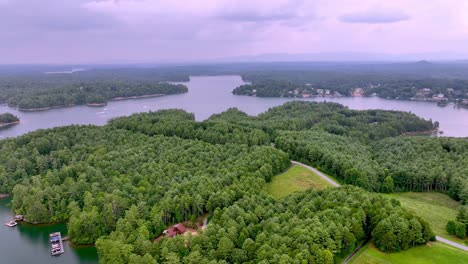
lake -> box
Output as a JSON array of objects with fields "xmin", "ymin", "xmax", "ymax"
[
  {"xmin": 0, "ymin": 75, "xmax": 467, "ymax": 263},
  {"xmin": 0, "ymin": 198, "xmax": 98, "ymax": 264},
  {"xmin": 1, "ymin": 75, "xmax": 467, "ymax": 139}
]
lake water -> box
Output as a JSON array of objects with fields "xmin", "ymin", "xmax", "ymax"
[
  {"xmin": 1, "ymin": 75, "xmax": 467, "ymax": 139},
  {"xmin": 0, "ymin": 75, "xmax": 468, "ymax": 264},
  {"xmin": 0, "ymin": 198, "xmax": 98, "ymax": 264}
]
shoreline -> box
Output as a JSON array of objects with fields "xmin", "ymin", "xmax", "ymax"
[
  {"xmin": 16, "ymin": 93, "xmax": 171, "ymax": 112},
  {"xmin": 86, "ymin": 103, "xmax": 107, "ymax": 107},
  {"xmin": 234, "ymin": 93, "xmax": 468, "ymax": 107},
  {"xmin": 0, "ymin": 121, "xmax": 20, "ymax": 128},
  {"xmin": 110, "ymin": 93, "xmax": 165, "ymax": 101},
  {"xmin": 18, "ymin": 104, "xmax": 76, "ymax": 112},
  {"xmin": 0, "ymin": 194, "xmax": 11, "ymax": 199},
  {"xmin": 402, "ymin": 129, "xmax": 439, "ymax": 136}
]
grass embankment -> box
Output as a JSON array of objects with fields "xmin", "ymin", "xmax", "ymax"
[
  {"xmin": 264, "ymin": 165, "xmax": 333, "ymax": 199},
  {"xmin": 349, "ymin": 242, "xmax": 468, "ymax": 264},
  {"xmin": 383, "ymin": 192, "xmax": 467, "ymax": 245}
]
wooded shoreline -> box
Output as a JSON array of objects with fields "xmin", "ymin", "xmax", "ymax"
[
  {"xmin": 16, "ymin": 94, "xmax": 169, "ymax": 111},
  {"xmin": 0, "ymin": 121, "xmax": 19, "ymax": 128}
]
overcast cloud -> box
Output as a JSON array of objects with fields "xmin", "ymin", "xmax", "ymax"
[{"xmin": 0, "ymin": 0, "xmax": 467, "ymax": 63}]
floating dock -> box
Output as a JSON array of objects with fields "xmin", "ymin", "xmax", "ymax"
[
  {"xmin": 4, "ymin": 220, "xmax": 17, "ymax": 227},
  {"xmin": 50, "ymin": 232, "xmax": 64, "ymax": 256}
]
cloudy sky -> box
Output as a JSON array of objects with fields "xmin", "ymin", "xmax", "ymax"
[{"xmin": 1, "ymin": 0, "xmax": 468, "ymax": 63}]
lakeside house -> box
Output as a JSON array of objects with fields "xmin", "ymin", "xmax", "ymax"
[
  {"xmin": 352, "ymin": 88, "xmax": 364, "ymax": 97},
  {"xmin": 415, "ymin": 88, "xmax": 432, "ymax": 99},
  {"xmin": 432, "ymin": 93, "xmax": 446, "ymax": 101}
]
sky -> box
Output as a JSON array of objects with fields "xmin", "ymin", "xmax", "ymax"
[{"xmin": 1, "ymin": 0, "xmax": 468, "ymax": 63}]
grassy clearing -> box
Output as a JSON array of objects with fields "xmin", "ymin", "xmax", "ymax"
[
  {"xmin": 349, "ymin": 242, "xmax": 468, "ymax": 264},
  {"xmin": 264, "ymin": 165, "xmax": 333, "ymax": 199},
  {"xmin": 382, "ymin": 192, "xmax": 467, "ymax": 245}
]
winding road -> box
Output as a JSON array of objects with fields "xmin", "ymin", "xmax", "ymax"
[
  {"xmin": 435, "ymin": 236, "xmax": 468, "ymax": 251},
  {"xmin": 291, "ymin": 161, "xmax": 340, "ymax": 187},
  {"xmin": 291, "ymin": 160, "xmax": 468, "ymax": 256}
]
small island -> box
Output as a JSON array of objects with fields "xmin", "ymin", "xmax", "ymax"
[{"xmin": 0, "ymin": 113, "xmax": 20, "ymax": 128}]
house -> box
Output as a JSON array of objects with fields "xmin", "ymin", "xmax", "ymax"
[
  {"xmin": 432, "ymin": 94, "xmax": 445, "ymax": 100},
  {"xmin": 302, "ymin": 93, "xmax": 312, "ymax": 98},
  {"xmin": 162, "ymin": 223, "xmax": 188, "ymax": 238},
  {"xmin": 352, "ymin": 88, "xmax": 364, "ymax": 97}
]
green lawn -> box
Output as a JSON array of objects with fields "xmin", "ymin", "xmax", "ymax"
[
  {"xmin": 382, "ymin": 192, "xmax": 467, "ymax": 245},
  {"xmin": 264, "ymin": 165, "xmax": 333, "ymax": 199},
  {"xmin": 349, "ymin": 242, "xmax": 468, "ymax": 264}
]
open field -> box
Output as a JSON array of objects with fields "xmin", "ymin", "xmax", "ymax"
[
  {"xmin": 264, "ymin": 165, "xmax": 333, "ymax": 199},
  {"xmin": 349, "ymin": 242, "xmax": 468, "ymax": 264},
  {"xmin": 382, "ymin": 192, "xmax": 468, "ymax": 245}
]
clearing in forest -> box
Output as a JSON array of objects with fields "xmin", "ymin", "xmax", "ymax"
[
  {"xmin": 264, "ymin": 165, "xmax": 333, "ymax": 199},
  {"xmin": 383, "ymin": 192, "xmax": 467, "ymax": 245},
  {"xmin": 349, "ymin": 242, "xmax": 468, "ymax": 264}
]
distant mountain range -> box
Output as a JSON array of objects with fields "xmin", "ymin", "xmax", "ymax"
[{"xmin": 215, "ymin": 52, "xmax": 468, "ymax": 63}]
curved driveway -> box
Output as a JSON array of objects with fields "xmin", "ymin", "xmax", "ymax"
[{"xmin": 291, "ymin": 161, "xmax": 340, "ymax": 187}]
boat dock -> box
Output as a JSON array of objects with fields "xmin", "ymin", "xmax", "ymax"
[
  {"xmin": 4, "ymin": 220, "xmax": 17, "ymax": 227},
  {"xmin": 50, "ymin": 232, "xmax": 64, "ymax": 256},
  {"xmin": 4, "ymin": 215, "xmax": 23, "ymax": 227}
]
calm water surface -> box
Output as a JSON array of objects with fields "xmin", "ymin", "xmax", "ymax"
[
  {"xmin": 1, "ymin": 75, "xmax": 468, "ymax": 138},
  {"xmin": 0, "ymin": 75, "xmax": 467, "ymax": 263},
  {"xmin": 0, "ymin": 198, "xmax": 98, "ymax": 264}
]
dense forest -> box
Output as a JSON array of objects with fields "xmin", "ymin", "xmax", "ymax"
[
  {"xmin": 0, "ymin": 68, "xmax": 191, "ymax": 110},
  {"xmin": 0, "ymin": 101, "xmax": 446, "ymax": 262},
  {"xmin": 0, "ymin": 113, "xmax": 19, "ymax": 124},
  {"xmin": 98, "ymin": 187, "xmax": 433, "ymax": 263}
]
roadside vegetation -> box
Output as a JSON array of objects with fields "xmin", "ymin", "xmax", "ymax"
[
  {"xmin": 384, "ymin": 192, "xmax": 467, "ymax": 245},
  {"xmin": 264, "ymin": 165, "xmax": 333, "ymax": 199},
  {"xmin": 349, "ymin": 242, "xmax": 468, "ymax": 264}
]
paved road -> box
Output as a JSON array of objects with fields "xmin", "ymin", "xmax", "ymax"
[
  {"xmin": 291, "ymin": 161, "xmax": 340, "ymax": 187},
  {"xmin": 436, "ymin": 236, "xmax": 468, "ymax": 251}
]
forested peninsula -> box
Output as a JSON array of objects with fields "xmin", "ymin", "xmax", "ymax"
[
  {"xmin": 233, "ymin": 77, "xmax": 468, "ymax": 106},
  {"xmin": 0, "ymin": 113, "xmax": 19, "ymax": 127},
  {"xmin": 0, "ymin": 68, "xmax": 189, "ymax": 110},
  {"xmin": 2, "ymin": 101, "xmax": 461, "ymax": 262}
]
